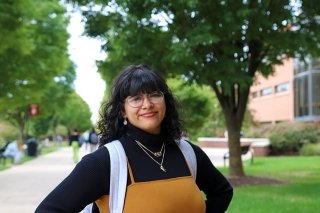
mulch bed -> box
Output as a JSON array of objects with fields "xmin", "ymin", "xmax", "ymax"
[{"xmin": 227, "ymin": 175, "xmax": 286, "ymax": 187}]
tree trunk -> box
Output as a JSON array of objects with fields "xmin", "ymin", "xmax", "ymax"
[
  {"xmin": 17, "ymin": 109, "xmax": 27, "ymax": 143},
  {"xmin": 6, "ymin": 107, "xmax": 28, "ymax": 143},
  {"xmin": 50, "ymin": 113, "xmax": 58, "ymax": 141},
  {"xmin": 212, "ymin": 82, "xmax": 251, "ymax": 177},
  {"xmin": 226, "ymin": 116, "xmax": 245, "ymax": 176}
]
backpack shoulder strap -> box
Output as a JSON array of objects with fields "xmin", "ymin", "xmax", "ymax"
[
  {"xmin": 177, "ymin": 140, "xmax": 197, "ymax": 180},
  {"xmin": 104, "ymin": 140, "xmax": 127, "ymax": 213},
  {"xmin": 82, "ymin": 140, "xmax": 196, "ymax": 213}
]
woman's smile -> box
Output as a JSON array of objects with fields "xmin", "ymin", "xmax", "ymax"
[{"xmin": 139, "ymin": 111, "xmax": 157, "ymax": 117}]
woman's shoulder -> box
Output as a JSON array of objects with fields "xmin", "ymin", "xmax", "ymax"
[
  {"xmin": 180, "ymin": 140, "xmax": 209, "ymax": 160},
  {"xmin": 181, "ymin": 140, "xmax": 202, "ymax": 152},
  {"xmin": 80, "ymin": 146, "xmax": 110, "ymax": 170}
]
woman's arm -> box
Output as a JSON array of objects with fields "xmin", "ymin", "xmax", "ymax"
[
  {"xmin": 35, "ymin": 149, "xmax": 110, "ymax": 212},
  {"xmin": 192, "ymin": 145, "xmax": 233, "ymax": 213}
]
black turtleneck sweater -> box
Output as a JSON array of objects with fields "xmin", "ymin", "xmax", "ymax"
[{"xmin": 36, "ymin": 125, "xmax": 233, "ymax": 213}]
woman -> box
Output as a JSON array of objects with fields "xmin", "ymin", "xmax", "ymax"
[{"xmin": 36, "ymin": 64, "xmax": 233, "ymax": 212}]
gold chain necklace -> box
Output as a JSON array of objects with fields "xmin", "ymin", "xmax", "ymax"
[
  {"xmin": 135, "ymin": 140, "xmax": 166, "ymax": 172},
  {"xmin": 134, "ymin": 140, "xmax": 164, "ymax": 157}
]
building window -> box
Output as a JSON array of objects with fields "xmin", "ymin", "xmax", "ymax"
[
  {"xmin": 260, "ymin": 87, "xmax": 272, "ymax": 96},
  {"xmin": 294, "ymin": 57, "xmax": 320, "ymax": 119},
  {"xmin": 252, "ymin": 91, "xmax": 258, "ymax": 99},
  {"xmin": 260, "ymin": 121, "xmax": 272, "ymax": 127},
  {"xmin": 294, "ymin": 76, "xmax": 309, "ymax": 117},
  {"xmin": 311, "ymin": 58, "xmax": 320, "ymax": 69},
  {"xmin": 294, "ymin": 59, "xmax": 308, "ymax": 75},
  {"xmin": 275, "ymin": 82, "xmax": 290, "ymax": 93},
  {"xmin": 295, "ymin": 57, "xmax": 320, "ymax": 74},
  {"xmin": 312, "ymin": 73, "xmax": 320, "ymax": 115}
]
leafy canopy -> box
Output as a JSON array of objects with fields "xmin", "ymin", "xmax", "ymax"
[
  {"xmin": 67, "ymin": 0, "xmax": 320, "ymax": 176},
  {"xmin": 0, "ymin": 0, "xmax": 71, "ymax": 109},
  {"xmin": 168, "ymin": 78, "xmax": 220, "ymax": 140},
  {"xmin": 58, "ymin": 92, "xmax": 92, "ymax": 132},
  {"xmin": 69, "ymin": 0, "xmax": 320, "ymax": 89}
]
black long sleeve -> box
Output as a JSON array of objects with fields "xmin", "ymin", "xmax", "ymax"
[
  {"xmin": 36, "ymin": 126, "xmax": 233, "ymax": 213},
  {"xmin": 192, "ymin": 144, "xmax": 233, "ymax": 212}
]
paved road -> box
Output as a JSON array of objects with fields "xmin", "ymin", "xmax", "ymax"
[
  {"xmin": 0, "ymin": 145, "xmax": 226, "ymax": 212},
  {"xmin": 0, "ymin": 146, "xmax": 89, "ymax": 212}
]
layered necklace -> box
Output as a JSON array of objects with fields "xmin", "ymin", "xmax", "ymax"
[{"xmin": 134, "ymin": 139, "xmax": 166, "ymax": 172}]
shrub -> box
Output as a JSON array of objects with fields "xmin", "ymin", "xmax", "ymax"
[
  {"xmin": 269, "ymin": 125, "xmax": 318, "ymax": 154},
  {"xmin": 300, "ymin": 143, "xmax": 320, "ymax": 156},
  {"xmin": 269, "ymin": 131, "xmax": 287, "ymax": 151},
  {"xmin": 0, "ymin": 121, "xmax": 19, "ymax": 146}
]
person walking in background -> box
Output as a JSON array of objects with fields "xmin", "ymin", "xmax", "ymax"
[
  {"xmin": 88, "ymin": 128, "xmax": 99, "ymax": 152},
  {"xmin": 55, "ymin": 134, "xmax": 63, "ymax": 147},
  {"xmin": 69, "ymin": 128, "xmax": 80, "ymax": 163},
  {"xmin": 36, "ymin": 64, "xmax": 233, "ymax": 212}
]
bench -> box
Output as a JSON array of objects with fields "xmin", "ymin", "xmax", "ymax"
[
  {"xmin": 0, "ymin": 154, "xmax": 15, "ymax": 165},
  {"xmin": 198, "ymin": 137, "xmax": 269, "ymax": 157},
  {"xmin": 0, "ymin": 142, "xmax": 19, "ymax": 165},
  {"xmin": 223, "ymin": 145, "xmax": 254, "ymax": 167},
  {"xmin": 0, "ymin": 144, "xmax": 15, "ymax": 165}
]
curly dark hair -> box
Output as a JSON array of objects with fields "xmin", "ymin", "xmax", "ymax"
[{"xmin": 97, "ymin": 64, "xmax": 182, "ymax": 145}]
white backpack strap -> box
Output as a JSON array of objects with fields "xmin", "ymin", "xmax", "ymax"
[
  {"xmin": 80, "ymin": 203, "xmax": 93, "ymax": 213},
  {"xmin": 178, "ymin": 140, "xmax": 197, "ymax": 180},
  {"xmin": 104, "ymin": 140, "xmax": 127, "ymax": 213}
]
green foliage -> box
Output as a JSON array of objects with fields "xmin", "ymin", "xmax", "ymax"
[
  {"xmin": 0, "ymin": 0, "xmax": 71, "ymax": 109},
  {"xmin": 0, "ymin": 63, "xmax": 81, "ymax": 139},
  {"xmin": 31, "ymin": 115, "xmax": 55, "ymax": 138},
  {"xmin": 0, "ymin": 0, "xmax": 36, "ymax": 55},
  {"xmin": 167, "ymin": 78, "xmax": 223, "ymax": 140},
  {"xmin": 71, "ymin": 0, "xmax": 320, "ymax": 88},
  {"xmin": 300, "ymin": 143, "xmax": 320, "ymax": 156},
  {"xmin": 0, "ymin": 121, "xmax": 19, "ymax": 146},
  {"xmin": 31, "ymin": 63, "xmax": 77, "ymax": 137},
  {"xmin": 58, "ymin": 93, "xmax": 92, "ymax": 132},
  {"xmin": 54, "ymin": 125, "xmax": 69, "ymax": 137},
  {"xmin": 269, "ymin": 125, "xmax": 318, "ymax": 153},
  {"xmin": 0, "ymin": 1, "xmax": 76, "ymax": 140}
]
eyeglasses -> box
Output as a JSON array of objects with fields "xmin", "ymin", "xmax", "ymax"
[{"xmin": 126, "ymin": 91, "xmax": 164, "ymax": 108}]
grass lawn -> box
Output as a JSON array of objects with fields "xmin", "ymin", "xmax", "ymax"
[{"xmin": 224, "ymin": 156, "xmax": 320, "ymax": 213}]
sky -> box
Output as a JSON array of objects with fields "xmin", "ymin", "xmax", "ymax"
[{"xmin": 67, "ymin": 12, "xmax": 106, "ymax": 123}]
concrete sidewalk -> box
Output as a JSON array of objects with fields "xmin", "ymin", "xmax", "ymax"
[
  {"xmin": 0, "ymin": 146, "xmax": 89, "ymax": 212},
  {"xmin": 0, "ymin": 145, "xmax": 226, "ymax": 212}
]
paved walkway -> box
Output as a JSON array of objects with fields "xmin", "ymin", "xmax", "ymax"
[
  {"xmin": 0, "ymin": 146, "xmax": 89, "ymax": 212},
  {"xmin": 0, "ymin": 145, "xmax": 227, "ymax": 212}
]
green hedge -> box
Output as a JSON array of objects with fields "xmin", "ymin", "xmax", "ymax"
[
  {"xmin": 269, "ymin": 126, "xmax": 318, "ymax": 154},
  {"xmin": 299, "ymin": 143, "xmax": 320, "ymax": 156}
]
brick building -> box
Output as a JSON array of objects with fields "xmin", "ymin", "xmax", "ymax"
[{"xmin": 249, "ymin": 58, "xmax": 320, "ymax": 125}]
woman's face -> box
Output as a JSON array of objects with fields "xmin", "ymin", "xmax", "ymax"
[{"xmin": 123, "ymin": 92, "xmax": 166, "ymax": 134}]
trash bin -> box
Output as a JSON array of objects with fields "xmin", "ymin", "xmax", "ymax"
[{"xmin": 26, "ymin": 138, "xmax": 38, "ymax": 156}]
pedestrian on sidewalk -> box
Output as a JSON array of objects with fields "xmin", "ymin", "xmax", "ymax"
[
  {"xmin": 36, "ymin": 64, "xmax": 233, "ymax": 213},
  {"xmin": 88, "ymin": 127, "xmax": 99, "ymax": 153},
  {"xmin": 69, "ymin": 128, "xmax": 80, "ymax": 163}
]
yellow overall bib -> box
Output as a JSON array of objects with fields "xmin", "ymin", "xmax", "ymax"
[{"xmin": 96, "ymin": 163, "xmax": 206, "ymax": 213}]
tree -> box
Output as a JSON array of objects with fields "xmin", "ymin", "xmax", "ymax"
[
  {"xmin": 0, "ymin": 0, "xmax": 70, "ymax": 108},
  {"xmin": 58, "ymin": 92, "xmax": 92, "ymax": 133},
  {"xmin": 168, "ymin": 78, "xmax": 221, "ymax": 140},
  {"xmin": 69, "ymin": 0, "xmax": 320, "ymax": 176},
  {"xmin": 32, "ymin": 64, "xmax": 77, "ymax": 137},
  {"xmin": 0, "ymin": 0, "xmax": 71, "ymax": 141}
]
